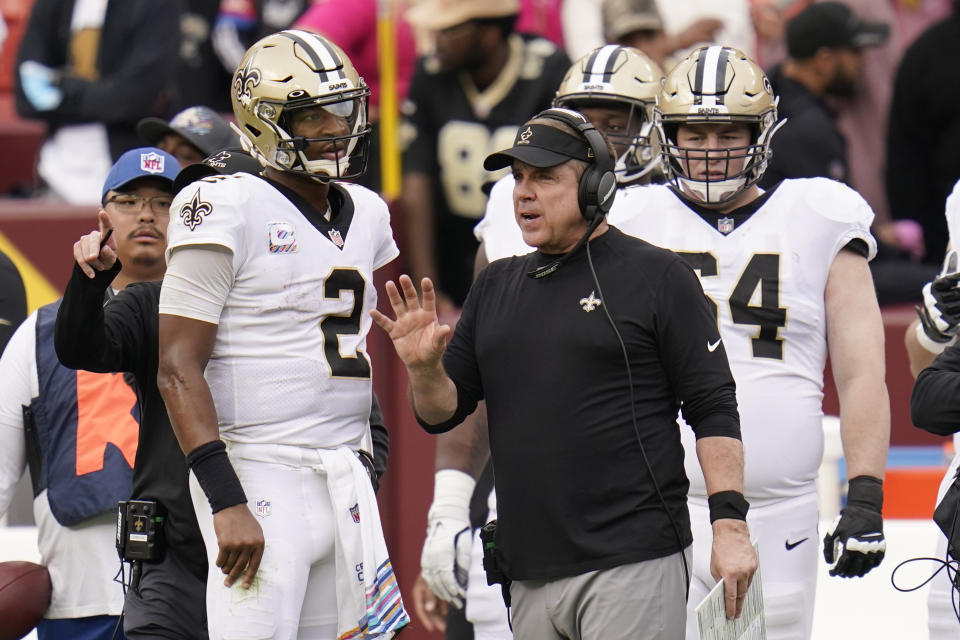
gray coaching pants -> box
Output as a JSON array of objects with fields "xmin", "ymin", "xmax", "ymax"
[{"xmin": 510, "ymin": 548, "xmax": 691, "ymax": 640}]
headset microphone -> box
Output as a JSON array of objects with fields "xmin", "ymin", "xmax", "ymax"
[{"xmin": 526, "ymin": 215, "xmax": 604, "ymax": 279}]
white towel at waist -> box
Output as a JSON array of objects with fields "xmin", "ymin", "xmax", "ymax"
[{"xmin": 315, "ymin": 446, "xmax": 409, "ymax": 639}]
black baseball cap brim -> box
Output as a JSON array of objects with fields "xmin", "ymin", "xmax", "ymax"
[
  {"xmin": 484, "ymin": 146, "xmax": 577, "ymax": 171},
  {"xmin": 484, "ymin": 124, "xmax": 592, "ymax": 171},
  {"xmin": 137, "ymin": 107, "xmax": 238, "ymax": 158}
]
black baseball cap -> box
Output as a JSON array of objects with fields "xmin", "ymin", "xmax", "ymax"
[
  {"xmin": 787, "ymin": 2, "xmax": 889, "ymax": 59},
  {"xmin": 484, "ymin": 123, "xmax": 593, "ymax": 171},
  {"xmin": 138, "ymin": 106, "xmax": 239, "ymax": 158},
  {"xmin": 173, "ymin": 148, "xmax": 264, "ymax": 193}
]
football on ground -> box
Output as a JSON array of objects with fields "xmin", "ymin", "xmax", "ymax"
[{"xmin": 0, "ymin": 561, "xmax": 50, "ymax": 640}]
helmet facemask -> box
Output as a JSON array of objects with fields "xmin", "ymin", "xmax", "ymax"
[
  {"xmin": 270, "ymin": 90, "xmax": 372, "ymax": 181},
  {"xmin": 659, "ymin": 114, "xmax": 782, "ymax": 206},
  {"xmin": 655, "ymin": 46, "xmax": 783, "ymax": 207}
]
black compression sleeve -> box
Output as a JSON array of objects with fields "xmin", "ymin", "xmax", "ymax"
[{"xmin": 185, "ymin": 441, "xmax": 246, "ymax": 513}]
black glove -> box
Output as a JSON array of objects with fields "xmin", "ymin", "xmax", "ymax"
[
  {"xmin": 917, "ymin": 251, "xmax": 960, "ymax": 343},
  {"xmin": 823, "ymin": 475, "xmax": 885, "ymax": 578}
]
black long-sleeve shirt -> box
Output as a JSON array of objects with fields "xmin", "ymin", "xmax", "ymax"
[
  {"xmin": 886, "ymin": 12, "xmax": 960, "ymax": 264},
  {"xmin": 0, "ymin": 249, "xmax": 27, "ymax": 355},
  {"xmin": 912, "ymin": 340, "xmax": 960, "ymax": 436},
  {"xmin": 760, "ymin": 65, "xmax": 848, "ymax": 189},
  {"xmin": 55, "ymin": 262, "xmax": 391, "ymax": 580},
  {"xmin": 421, "ymin": 226, "xmax": 741, "ymax": 580}
]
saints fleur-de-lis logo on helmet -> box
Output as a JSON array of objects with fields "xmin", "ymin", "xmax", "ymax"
[
  {"xmin": 180, "ymin": 190, "xmax": 213, "ymax": 231},
  {"xmin": 233, "ymin": 59, "xmax": 261, "ymax": 107}
]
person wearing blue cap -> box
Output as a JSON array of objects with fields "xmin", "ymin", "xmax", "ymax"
[
  {"xmin": 55, "ymin": 146, "xmax": 393, "ymax": 640},
  {"xmin": 0, "ymin": 147, "xmax": 177, "ymax": 640}
]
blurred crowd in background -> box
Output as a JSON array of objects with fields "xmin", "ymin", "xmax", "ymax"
[{"xmin": 0, "ymin": 0, "xmax": 956, "ymax": 311}]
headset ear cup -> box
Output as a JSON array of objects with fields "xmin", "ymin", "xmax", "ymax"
[{"xmin": 596, "ymin": 171, "xmax": 617, "ymax": 214}]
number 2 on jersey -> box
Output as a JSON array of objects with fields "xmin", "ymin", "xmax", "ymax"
[
  {"xmin": 320, "ymin": 268, "xmax": 371, "ymax": 379},
  {"xmin": 678, "ymin": 252, "xmax": 787, "ymax": 359}
]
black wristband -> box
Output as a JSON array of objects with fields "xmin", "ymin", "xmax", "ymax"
[
  {"xmin": 708, "ymin": 490, "xmax": 750, "ymax": 523},
  {"xmin": 846, "ymin": 475, "xmax": 883, "ymax": 512},
  {"xmin": 185, "ymin": 440, "xmax": 247, "ymax": 514}
]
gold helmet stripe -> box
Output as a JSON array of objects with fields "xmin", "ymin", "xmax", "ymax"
[{"xmin": 281, "ymin": 29, "xmax": 345, "ymax": 84}]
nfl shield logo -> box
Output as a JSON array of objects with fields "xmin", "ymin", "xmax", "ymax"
[
  {"xmin": 140, "ymin": 152, "xmax": 165, "ymax": 174},
  {"xmin": 328, "ymin": 228, "xmax": 344, "ymax": 249},
  {"xmin": 255, "ymin": 500, "xmax": 271, "ymax": 518},
  {"xmin": 349, "ymin": 503, "xmax": 360, "ymax": 524},
  {"xmin": 717, "ymin": 217, "xmax": 735, "ymax": 234}
]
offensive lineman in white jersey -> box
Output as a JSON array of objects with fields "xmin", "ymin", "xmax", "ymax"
[
  {"xmin": 415, "ymin": 45, "xmax": 666, "ymax": 639},
  {"xmin": 156, "ymin": 31, "xmax": 408, "ymax": 639},
  {"xmin": 468, "ymin": 46, "xmax": 890, "ymax": 640}
]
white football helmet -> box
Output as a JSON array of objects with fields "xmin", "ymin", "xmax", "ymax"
[
  {"xmin": 655, "ymin": 46, "xmax": 783, "ymax": 205},
  {"xmin": 231, "ymin": 30, "xmax": 371, "ymax": 180}
]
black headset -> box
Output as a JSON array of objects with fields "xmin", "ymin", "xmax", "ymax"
[{"xmin": 536, "ymin": 107, "xmax": 617, "ymax": 223}]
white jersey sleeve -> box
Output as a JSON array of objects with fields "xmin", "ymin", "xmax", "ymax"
[
  {"xmin": 801, "ymin": 177, "xmax": 877, "ymax": 261},
  {"xmin": 945, "ymin": 178, "xmax": 960, "ymax": 249},
  {"xmin": 340, "ymin": 182, "xmax": 399, "ymax": 271},
  {"xmin": 0, "ymin": 313, "xmax": 35, "ymax": 515},
  {"xmin": 166, "ymin": 173, "xmax": 250, "ymax": 265}
]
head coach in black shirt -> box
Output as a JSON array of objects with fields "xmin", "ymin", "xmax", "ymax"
[{"xmin": 373, "ymin": 108, "xmax": 757, "ymax": 638}]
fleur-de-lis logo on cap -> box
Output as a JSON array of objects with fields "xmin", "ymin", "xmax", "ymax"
[
  {"xmin": 180, "ymin": 190, "xmax": 213, "ymax": 231},
  {"xmin": 233, "ymin": 59, "xmax": 261, "ymax": 107},
  {"xmin": 517, "ymin": 126, "xmax": 533, "ymax": 145}
]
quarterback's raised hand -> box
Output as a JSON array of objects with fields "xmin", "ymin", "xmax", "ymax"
[
  {"xmin": 371, "ymin": 275, "xmax": 451, "ymax": 370},
  {"xmin": 73, "ymin": 210, "xmax": 117, "ymax": 278},
  {"xmin": 823, "ymin": 475, "xmax": 885, "ymax": 578},
  {"xmin": 917, "ymin": 250, "xmax": 960, "ymax": 344}
]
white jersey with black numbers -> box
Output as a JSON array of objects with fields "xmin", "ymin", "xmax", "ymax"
[
  {"xmin": 165, "ymin": 173, "xmax": 399, "ymax": 449},
  {"xmin": 616, "ymin": 179, "xmax": 877, "ymax": 503}
]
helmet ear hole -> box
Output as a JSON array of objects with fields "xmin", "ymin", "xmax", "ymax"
[{"xmin": 245, "ymin": 124, "xmax": 262, "ymax": 138}]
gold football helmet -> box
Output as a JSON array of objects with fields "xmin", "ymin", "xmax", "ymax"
[
  {"xmin": 655, "ymin": 46, "xmax": 782, "ymax": 205},
  {"xmin": 553, "ymin": 45, "xmax": 664, "ymax": 184},
  {"xmin": 231, "ymin": 30, "xmax": 371, "ymax": 180}
]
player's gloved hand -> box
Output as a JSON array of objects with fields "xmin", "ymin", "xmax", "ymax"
[
  {"xmin": 823, "ymin": 475, "xmax": 885, "ymax": 578},
  {"xmin": 918, "ymin": 250, "xmax": 960, "ymax": 344},
  {"xmin": 19, "ymin": 60, "xmax": 63, "ymax": 112},
  {"xmin": 420, "ymin": 469, "xmax": 475, "ymax": 607}
]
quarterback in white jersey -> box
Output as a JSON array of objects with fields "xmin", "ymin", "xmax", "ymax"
[
  {"xmin": 474, "ymin": 46, "xmax": 890, "ymax": 640},
  {"xmin": 157, "ymin": 31, "xmax": 407, "ymax": 640},
  {"xmin": 165, "ymin": 174, "xmax": 395, "ymax": 450}
]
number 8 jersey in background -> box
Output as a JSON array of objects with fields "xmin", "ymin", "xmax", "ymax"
[
  {"xmin": 165, "ymin": 173, "xmax": 398, "ymax": 449},
  {"xmin": 614, "ymin": 177, "xmax": 877, "ymax": 504}
]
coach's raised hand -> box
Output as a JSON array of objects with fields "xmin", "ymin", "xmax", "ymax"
[{"xmin": 372, "ymin": 275, "xmax": 457, "ymax": 425}]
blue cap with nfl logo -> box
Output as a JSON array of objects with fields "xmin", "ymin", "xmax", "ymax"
[{"xmin": 101, "ymin": 147, "xmax": 180, "ymax": 203}]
